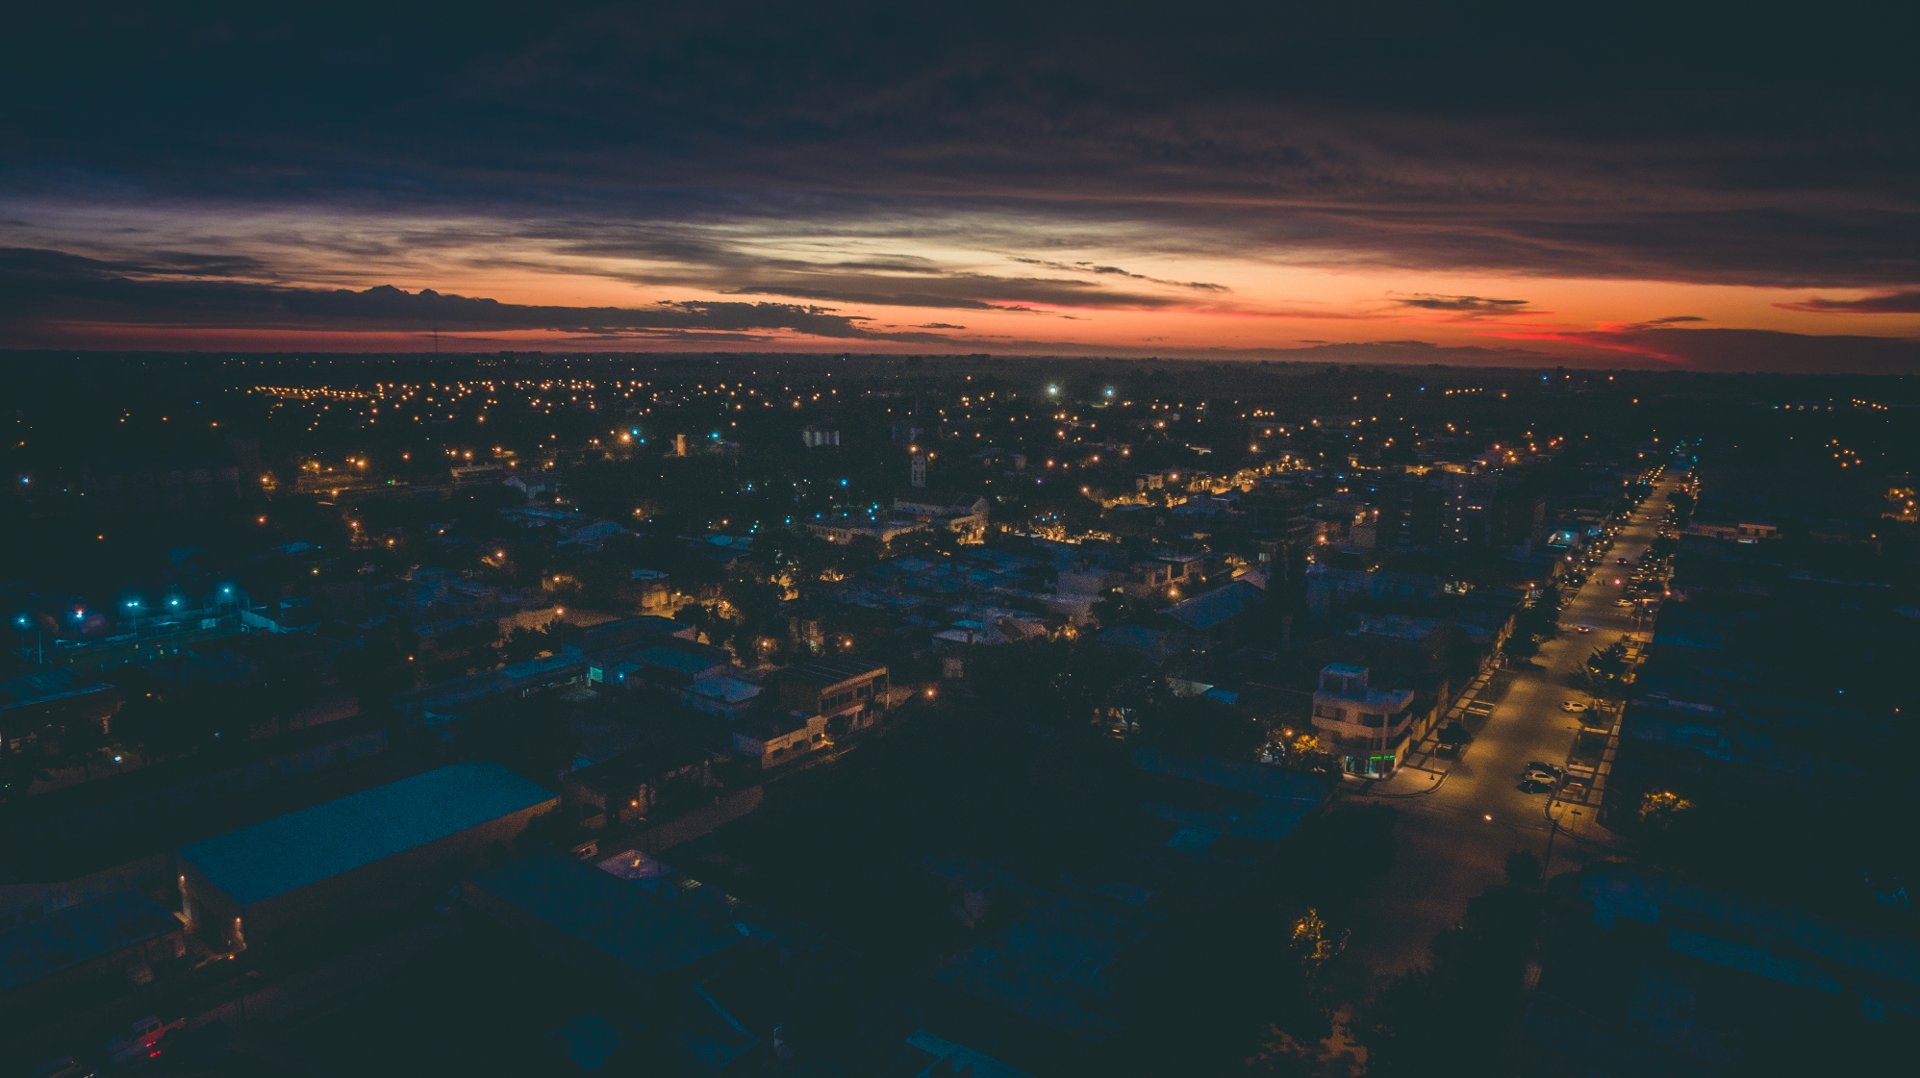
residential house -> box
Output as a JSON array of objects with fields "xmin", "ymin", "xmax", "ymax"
[
  {"xmin": 771, "ymin": 659, "xmax": 890, "ymax": 736},
  {"xmin": 731, "ymin": 711, "xmax": 829, "ymax": 769}
]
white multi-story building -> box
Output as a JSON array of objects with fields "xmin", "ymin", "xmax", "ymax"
[{"xmin": 1311, "ymin": 663, "xmax": 1417, "ymax": 778}]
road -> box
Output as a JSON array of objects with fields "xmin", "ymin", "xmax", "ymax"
[
  {"xmin": 1340, "ymin": 472, "xmax": 1677, "ymax": 979},
  {"xmin": 1419, "ymin": 471, "xmax": 1674, "ymax": 834}
]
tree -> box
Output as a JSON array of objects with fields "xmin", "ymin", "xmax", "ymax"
[
  {"xmin": 673, "ymin": 600, "xmax": 731, "ymax": 645},
  {"xmin": 1505, "ymin": 583, "xmax": 1563, "ymax": 662},
  {"xmin": 112, "ymin": 688, "xmax": 223, "ymax": 763},
  {"xmin": 460, "ymin": 699, "xmax": 578, "ymax": 782},
  {"xmin": 1291, "ymin": 907, "xmax": 1335, "ymax": 972},
  {"xmin": 0, "ymin": 742, "xmax": 51, "ymax": 803},
  {"xmin": 1136, "ymin": 695, "xmax": 1264, "ymax": 760},
  {"xmin": 52, "ymin": 716, "xmax": 111, "ymax": 781},
  {"xmin": 1356, "ymin": 871, "xmax": 1543, "ymax": 1076},
  {"xmin": 1504, "ymin": 850, "xmax": 1543, "ymax": 892},
  {"xmin": 496, "ymin": 625, "xmax": 558, "ymax": 665},
  {"xmin": 1637, "ymin": 789, "xmax": 1694, "ymax": 831},
  {"xmin": 1583, "ymin": 641, "xmax": 1631, "ymax": 695},
  {"xmin": 338, "ymin": 622, "xmax": 420, "ymax": 718},
  {"xmin": 1501, "ymin": 630, "xmax": 1540, "ymax": 662}
]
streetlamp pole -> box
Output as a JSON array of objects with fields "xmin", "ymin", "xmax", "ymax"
[{"xmin": 1543, "ymin": 799, "xmax": 1568, "ymax": 876}]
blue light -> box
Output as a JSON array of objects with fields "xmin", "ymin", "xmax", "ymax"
[
  {"xmin": 221, "ymin": 585, "xmax": 233, "ymax": 596},
  {"xmin": 839, "ymin": 478, "xmax": 848, "ymax": 487},
  {"xmin": 1104, "ymin": 387, "xmax": 1115, "ymax": 398},
  {"xmin": 125, "ymin": 599, "xmax": 140, "ymax": 609},
  {"xmin": 629, "ymin": 427, "xmax": 640, "ymax": 436},
  {"xmin": 168, "ymin": 597, "xmax": 181, "ymax": 608},
  {"xmin": 13, "ymin": 615, "xmax": 27, "ymax": 628}
]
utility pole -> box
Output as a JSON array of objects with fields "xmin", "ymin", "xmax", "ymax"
[{"xmin": 1543, "ymin": 799, "xmax": 1568, "ymax": 875}]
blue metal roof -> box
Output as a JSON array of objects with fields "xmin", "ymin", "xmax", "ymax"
[{"xmin": 181, "ymin": 763, "xmax": 555, "ymax": 906}]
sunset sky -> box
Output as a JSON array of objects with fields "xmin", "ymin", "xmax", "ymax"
[{"xmin": 3, "ymin": 2, "xmax": 1916, "ymax": 370}]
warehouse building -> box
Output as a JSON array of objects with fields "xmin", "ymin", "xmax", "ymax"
[{"xmin": 179, "ymin": 763, "xmax": 557, "ymax": 952}]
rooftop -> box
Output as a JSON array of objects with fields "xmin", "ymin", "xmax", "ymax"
[
  {"xmin": 684, "ymin": 675, "xmax": 763, "ymax": 705},
  {"xmin": 778, "ymin": 657, "xmax": 887, "ymax": 686},
  {"xmin": 620, "ymin": 642, "xmax": 730, "ymax": 679},
  {"xmin": 0, "ymin": 891, "xmax": 180, "ymax": 995},
  {"xmin": 1350, "ymin": 613, "xmax": 1447, "ymax": 641},
  {"xmin": 1165, "ymin": 580, "xmax": 1265, "ymax": 632},
  {"xmin": 181, "ymin": 763, "xmax": 556, "ymax": 906},
  {"xmin": 470, "ymin": 854, "xmax": 750, "ymax": 981}
]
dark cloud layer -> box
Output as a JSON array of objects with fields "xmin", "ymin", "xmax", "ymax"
[
  {"xmin": 0, "ymin": 247, "xmax": 950, "ymax": 343},
  {"xmin": 1, "ymin": 1, "xmax": 1917, "ymax": 365},
  {"xmin": 3, "ymin": 1, "xmax": 1917, "ymax": 289},
  {"xmin": 1591, "ymin": 327, "xmax": 1920, "ymax": 374}
]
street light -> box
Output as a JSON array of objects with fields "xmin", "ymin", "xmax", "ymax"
[{"xmin": 14, "ymin": 615, "xmax": 45, "ymax": 667}]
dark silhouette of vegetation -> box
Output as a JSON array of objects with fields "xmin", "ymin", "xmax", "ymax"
[{"xmin": 1357, "ymin": 853, "xmax": 1544, "ymax": 1076}]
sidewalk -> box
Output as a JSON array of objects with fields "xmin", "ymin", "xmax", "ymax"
[
  {"xmin": 1401, "ymin": 666, "xmax": 1509, "ymax": 772},
  {"xmin": 1351, "ymin": 763, "xmax": 1448, "ymax": 798}
]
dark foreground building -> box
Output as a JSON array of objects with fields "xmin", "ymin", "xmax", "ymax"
[{"xmin": 179, "ymin": 763, "xmax": 556, "ymax": 953}]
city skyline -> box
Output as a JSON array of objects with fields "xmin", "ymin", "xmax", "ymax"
[{"xmin": 3, "ymin": 2, "xmax": 1917, "ymax": 369}]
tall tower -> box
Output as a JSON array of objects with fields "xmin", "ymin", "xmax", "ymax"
[{"xmin": 910, "ymin": 451, "xmax": 927, "ymax": 488}]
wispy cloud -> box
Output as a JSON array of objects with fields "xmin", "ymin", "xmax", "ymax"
[
  {"xmin": 1391, "ymin": 293, "xmax": 1541, "ymax": 318},
  {"xmin": 1775, "ymin": 291, "xmax": 1920, "ymax": 314},
  {"xmin": 1009, "ymin": 257, "xmax": 1229, "ymax": 292}
]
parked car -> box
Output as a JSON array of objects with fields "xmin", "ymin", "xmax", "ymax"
[
  {"xmin": 1560, "ymin": 700, "xmax": 1588, "ymax": 714},
  {"xmin": 1525, "ymin": 761, "xmax": 1565, "ymax": 781},
  {"xmin": 104, "ymin": 1016, "xmax": 183, "ymax": 1065},
  {"xmin": 1518, "ymin": 777, "xmax": 1554, "ymax": 794},
  {"xmin": 1574, "ymin": 623, "xmax": 1593, "ymax": 633}
]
